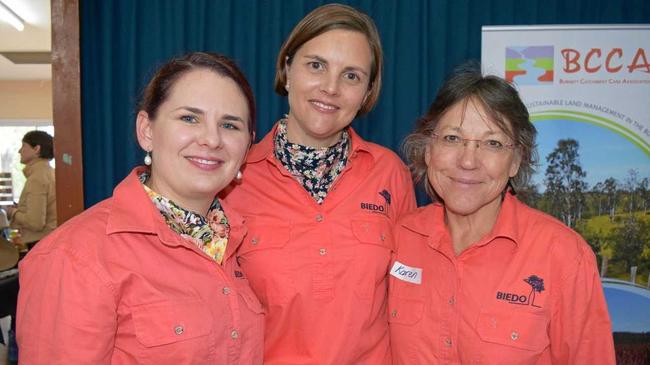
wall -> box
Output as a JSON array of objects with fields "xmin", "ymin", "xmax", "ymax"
[{"xmin": 0, "ymin": 80, "xmax": 52, "ymax": 120}]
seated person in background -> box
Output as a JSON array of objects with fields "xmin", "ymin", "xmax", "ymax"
[
  {"xmin": 5, "ymin": 131, "xmax": 57, "ymax": 249},
  {"xmin": 389, "ymin": 62, "xmax": 615, "ymax": 364},
  {"xmin": 17, "ymin": 52, "xmax": 264, "ymax": 364}
]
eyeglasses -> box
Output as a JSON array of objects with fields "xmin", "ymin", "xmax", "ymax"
[{"xmin": 431, "ymin": 133, "xmax": 516, "ymax": 153}]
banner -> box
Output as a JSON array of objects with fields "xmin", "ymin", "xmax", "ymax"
[{"xmin": 481, "ymin": 25, "xmax": 649, "ymax": 191}]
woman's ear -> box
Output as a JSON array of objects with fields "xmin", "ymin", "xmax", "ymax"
[
  {"xmin": 284, "ymin": 56, "xmax": 292, "ymax": 91},
  {"xmin": 135, "ymin": 111, "xmax": 154, "ymax": 151},
  {"xmin": 509, "ymin": 148, "xmax": 523, "ymax": 178}
]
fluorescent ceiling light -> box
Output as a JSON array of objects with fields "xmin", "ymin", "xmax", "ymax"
[{"xmin": 0, "ymin": 0, "xmax": 24, "ymax": 31}]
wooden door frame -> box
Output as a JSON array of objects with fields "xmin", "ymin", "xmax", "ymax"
[{"xmin": 51, "ymin": 0, "xmax": 84, "ymax": 224}]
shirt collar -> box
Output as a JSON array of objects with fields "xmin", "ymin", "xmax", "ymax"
[
  {"xmin": 401, "ymin": 192, "xmax": 521, "ymax": 249},
  {"xmin": 106, "ymin": 167, "xmax": 247, "ymax": 260},
  {"xmin": 247, "ymin": 120, "xmax": 376, "ymax": 164},
  {"xmin": 22, "ymin": 158, "xmax": 49, "ymax": 178}
]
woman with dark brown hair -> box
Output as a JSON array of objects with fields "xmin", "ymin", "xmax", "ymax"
[
  {"xmin": 17, "ymin": 52, "xmax": 264, "ymax": 364},
  {"xmin": 5, "ymin": 130, "xmax": 56, "ymax": 249}
]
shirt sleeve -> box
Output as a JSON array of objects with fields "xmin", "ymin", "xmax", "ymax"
[
  {"xmin": 17, "ymin": 245, "xmax": 118, "ymax": 364},
  {"xmin": 549, "ymin": 240, "xmax": 616, "ymax": 364},
  {"xmin": 12, "ymin": 178, "xmax": 49, "ymax": 231},
  {"xmin": 394, "ymin": 164, "xmax": 417, "ymax": 218}
]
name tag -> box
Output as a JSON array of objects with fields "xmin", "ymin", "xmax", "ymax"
[{"xmin": 390, "ymin": 261, "xmax": 422, "ymax": 284}]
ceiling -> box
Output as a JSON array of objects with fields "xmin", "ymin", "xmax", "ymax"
[{"xmin": 0, "ymin": 0, "xmax": 51, "ymax": 80}]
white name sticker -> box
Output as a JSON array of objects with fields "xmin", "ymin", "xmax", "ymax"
[{"xmin": 390, "ymin": 261, "xmax": 422, "ymax": 285}]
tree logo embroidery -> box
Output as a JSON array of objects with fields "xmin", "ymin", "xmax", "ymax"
[
  {"xmin": 496, "ymin": 275, "xmax": 545, "ymax": 307},
  {"xmin": 360, "ymin": 190, "xmax": 391, "ymax": 217},
  {"xmin": 524, "ymin": 275, "xmax": 545, "ymax": 308},
  {"xmin": 379, "ymin": 190, "xmax": 391, "ymax": 205}
]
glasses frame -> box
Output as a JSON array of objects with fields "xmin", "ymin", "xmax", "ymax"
[{"xmin": 431, "ymin": 133, "xmax": 517, "ymax": 151}]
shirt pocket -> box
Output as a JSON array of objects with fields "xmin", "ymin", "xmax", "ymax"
[
  {"xmin": 237, "ymin": 221, "xmax": 295, "ymax": 306},
  {"xmin": 476, "ymin": 309, "xmax": 550, "ymax": 352},
  {"xmin": 238, "ymin": 222, "xmax": 291, "ymax": 255},
  {"xmin": 388, "ymin": 295, "xmax": 425, "ymax": 364},
  {"xmin": 351, "ymin": 218, "xmax": 393, "ymax": 299},
  {"xmin": 132, "ymin": 298, "xmax": 212, "ymax": 348},
  {"xmin": 388, "ymin": 296, "xmax": 425, "ymax": 326}
]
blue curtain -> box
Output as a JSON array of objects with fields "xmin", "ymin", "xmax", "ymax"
[{"xmin": 80, "ymin": 0, "xmax": 650, "ymax": 207}]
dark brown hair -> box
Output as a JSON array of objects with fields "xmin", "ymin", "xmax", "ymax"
[
  {"xmin": 23, "ymin": 130, "xmax": 54, "ymax": 160},
  {"xmin": 402, "ymin": 61, "xmax": 538, "ymax": 200},
  {"xmin": 274, "ymin": 3, "xmax": 382, "ymax": 117},
  {"xmin": 139, "ymin": 52, "xmax": 256, "ymax": 138}
]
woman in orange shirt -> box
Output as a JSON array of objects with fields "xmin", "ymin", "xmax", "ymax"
[
  {"xmin": 389, "ymin": 63, "xmax": 615, "ymax": 364},
  {"xmin": 17, "ymin": 52, "xmax": 264, "ymax": 364},
  {"xmin": 223, "ymin": 4, "xmax": 415, "ymax": 364}
]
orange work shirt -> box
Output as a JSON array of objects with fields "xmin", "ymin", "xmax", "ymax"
[
  {"xmin": 222, "ymin": 125, "xmax": 416, "ymax": 365},
  {"xmin": 18, "ymin": 168, "xmax": 264, "ymax": 364},
  {"xmin": 389, "ymin": 192, "xmax": 615, "ymax": 364}
]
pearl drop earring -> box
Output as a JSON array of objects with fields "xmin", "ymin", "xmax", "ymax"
[{"xmin": 144, "ymin": 151, "xmax": 152, "ymax": 166}]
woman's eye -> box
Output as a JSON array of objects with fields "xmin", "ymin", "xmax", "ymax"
[
  {"xmin": 485, "ymin": 139, "xmax": 504, "ymax": 148},
  {"xmin": 344, "ymin": 72, "xmax": 360, "ymax": 81},
  {"xmin": 308, "ymin": 61, "xmax": 324, "ymax": 71},
  {"xmin": 443, "ymin": 135, "xmax": 461, "ymax": 143},
  {"xmin": 221, "ymin": 122, "xmax": 240, "ymax": 130},
  {"xmin": 180, "ymin": 115, "xmax": 198, "ymax": 124}
]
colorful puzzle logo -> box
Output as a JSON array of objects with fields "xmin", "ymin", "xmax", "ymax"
[{"xmin": 506, "ymin": 46, "xmax": 554, "ymax": 85}]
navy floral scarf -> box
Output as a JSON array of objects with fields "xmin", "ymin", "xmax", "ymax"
[{"xmin": 274, "ymin": 119, "xmax": 350, "ymax": 204}]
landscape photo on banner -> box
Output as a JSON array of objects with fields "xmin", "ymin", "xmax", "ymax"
[{"xmin": 481, "ymin": 25, "xmax": 650, "ymax": 287}]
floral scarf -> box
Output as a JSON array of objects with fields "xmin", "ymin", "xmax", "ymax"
[
  {"xmin": 274, "ymin": 119, "xmax": 350, "ymax": 204},
  {"xmin": 139, "ymin": 172, "xmax": 229, "ymax": 264}
]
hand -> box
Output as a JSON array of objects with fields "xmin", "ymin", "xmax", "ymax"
[{"xmin": 5, "ymin": 205, "xmax": 16, "ymax": 218}]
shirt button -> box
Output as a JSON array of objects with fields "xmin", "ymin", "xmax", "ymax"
[
  {"xmin": 222, "ymin": 287, "xmax": 231, "ymax": 295},
  {"xmin": 390, "ymin": 309, "xmax": 397, "ymax": 317},
  {"xmin": 231, "ymin": 329, "xmax": 239, "ymax": 339},
  {"xmin": 511, "ymin": 331, "xmax": 519, "ymax": 341},
  {"xmin": 448, "ymin": 297, "xmax": 455, "ymax": 305},
  {"xmin": 315, "ymin": 214, "xmax": 324, "ymax": 222},
  {"xmin": 444, "ymin": 338, "xmax": 452, "ymax": 347},
  {"xmin": 380, "ymin": 233, "xmax": 386, "ymax": 241},
  {"xmin": 251, "ymin": 238, "xmax": 258, "ymax": 245},
  {"xmin": 319, "ymin": 248, "xmax": 327, "ymax": 256},
  {"xmin": 174, "ymin": 325, "xmax": 184, "ymax": 335}
]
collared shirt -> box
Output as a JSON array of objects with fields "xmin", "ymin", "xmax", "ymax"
[
  {"xmin": 389, "ymin": 192, "xmax": 615, "ymax": 364},
  {"xmin": 222, "ymin": 124, "xmax": 416, "ymax": 365},
  {"xmin": 10, "ymin": 158, "xmax": 57, "ymax": 243},
  {"xmin": 17, "ymin": 167, "xmax": 264, "ymax": 365}
]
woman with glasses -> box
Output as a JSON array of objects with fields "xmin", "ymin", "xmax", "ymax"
[{"xmin": 389, "ymin": 63, "xmax": 615, "ymax": 364}]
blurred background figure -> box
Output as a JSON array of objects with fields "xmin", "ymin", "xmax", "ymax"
[{"xmin": 4, "ymin": 131, "xmax": 56, "ymax": 250}]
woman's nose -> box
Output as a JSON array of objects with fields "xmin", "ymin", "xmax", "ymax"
[
  {"xmin": 457, "ymin": 142, "xmax": 480, "ymax": 169},
  {"xmin": 320, "ymin": 73, "xmax": 340, "ymax": 96},
  {"xmin": 198, "ymin": 124, "xmax": 223, "ymax": 149}
]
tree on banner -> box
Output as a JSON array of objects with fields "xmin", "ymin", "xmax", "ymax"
[{"xmin": 544, "ymin": 139, "xmax": 588, "ymax": 228}]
